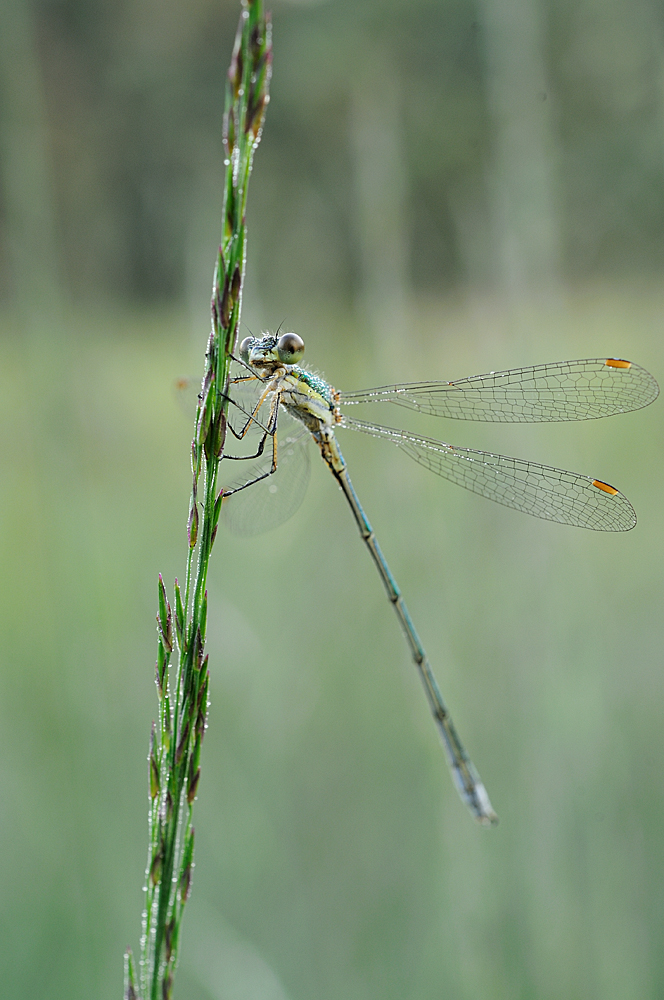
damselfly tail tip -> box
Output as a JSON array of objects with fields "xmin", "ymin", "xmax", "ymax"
[
  {"xmin": 472, "ymin": 784, "xmax": 499, "ymax": 827},
  {"xmin": 476, "ymin": 805, "xmax": 499, "ymax": 828},
  {"xmin": 452, "ymin": 766, "xmax": 499, "ymax": 826}
]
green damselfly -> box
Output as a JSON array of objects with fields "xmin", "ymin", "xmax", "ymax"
[{"xmin": 212, "ymin": 334, "xmax": 658, "ymax": 825}]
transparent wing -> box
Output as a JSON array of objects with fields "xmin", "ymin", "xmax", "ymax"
[
  {"xmin": 174, "ymin": 375, "xmax": 205, "ymax": 418},
  {"xmin": 339, "ymin": 358, "xmax": 659, "ymax": 422},
  {"xmin": 174, "ymin": 370, "xmax": 271, "ymax": 434},
  {"xmin": 175, "ymin": 374, "xmax": 310, "ymax": 535},
  {"xmin": 343, "ymin": 417, "xmax": 636, "ymax": 531},
  {"xmin": 220, "ymin": 406, "xmax": 311, "ymax": 537}
]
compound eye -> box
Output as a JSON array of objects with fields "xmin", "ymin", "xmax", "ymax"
[
  {"xmin": 239, "ymin": 337, "xmax": 253, "ymax": 363},
  {"xmin": 277, "ymin": 332, "xmax": 305, "ymax": 365}
]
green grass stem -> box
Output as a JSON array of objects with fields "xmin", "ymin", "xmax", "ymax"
[{"xmin": 124, "ymin": 4, "xmax": 272, "ymax": 998}]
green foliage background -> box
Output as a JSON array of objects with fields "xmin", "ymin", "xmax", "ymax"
[{"xmin": 1, "ymin": 1, "xmax": 663, "ymax": 998}]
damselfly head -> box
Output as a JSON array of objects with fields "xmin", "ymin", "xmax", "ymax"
[{"xmin": 239, "ymin": 332, "xmax": 305, "ymax": 368}]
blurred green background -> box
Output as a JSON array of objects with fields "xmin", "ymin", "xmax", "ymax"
[{"xmin": 1, "ymin": 0, "xmax": 664, "ymax": 997}]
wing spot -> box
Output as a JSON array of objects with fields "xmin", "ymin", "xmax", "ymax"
[
  {"xmin": 593, "ymin": 479, "xmax": 619, "ymax": 495},
  {"xmin": 605, "ymin": 358, "xmax": 631, "ymax": 369}
]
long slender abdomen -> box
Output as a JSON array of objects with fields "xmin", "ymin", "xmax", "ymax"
[{"xmin": 315, "ymin": 429, "xmax": 498, "ymax": 825}]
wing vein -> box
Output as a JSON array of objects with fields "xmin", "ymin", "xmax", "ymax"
[{"xmin": 343, "ymin": 417, "xmax": 636, "ymax": 531}]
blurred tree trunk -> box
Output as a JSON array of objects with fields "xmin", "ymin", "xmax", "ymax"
[
  {"xmin": 349, "ymin": 45, "xmax": 409, "ymax": 370},
  {"xmin": 477, "ymin": 0, "xmax": 562, "ymax": 298},
  {"xmin": 0, "ymin": 0, "xmax": 63, "ymax": 326}
]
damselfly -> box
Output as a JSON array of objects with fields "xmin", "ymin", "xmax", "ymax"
[{"xmin": 213, "ymin": 333, "xmax": 658, "ymax": 825}]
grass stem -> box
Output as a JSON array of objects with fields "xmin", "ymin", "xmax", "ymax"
[{"xmin": 125, "ymin": 4, "xmax": 272, "ymax": 998}]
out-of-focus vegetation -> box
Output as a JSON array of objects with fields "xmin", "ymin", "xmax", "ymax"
[{"xmin": 1, "ymin": 1, "xmax": 663, "ymax": 999}]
